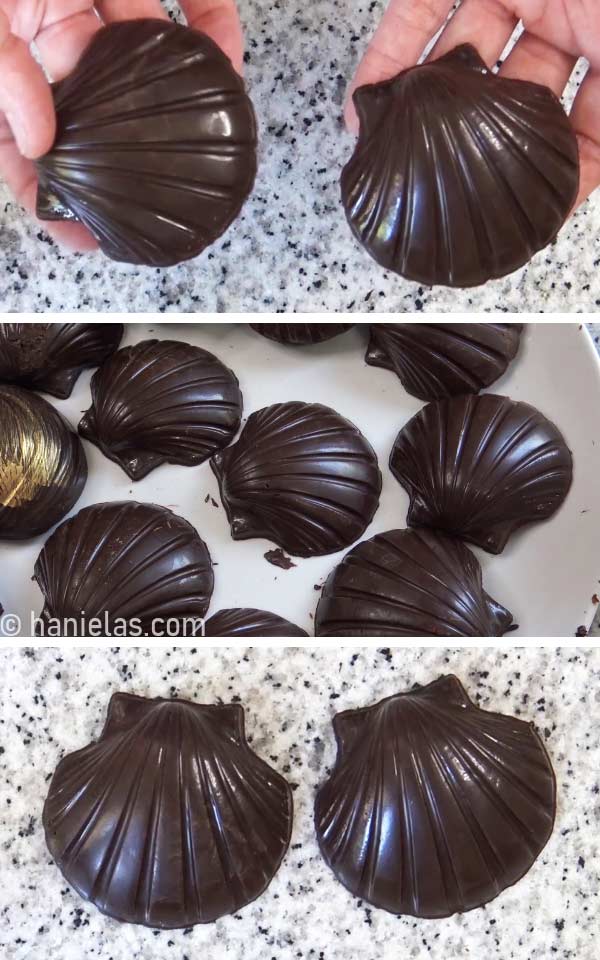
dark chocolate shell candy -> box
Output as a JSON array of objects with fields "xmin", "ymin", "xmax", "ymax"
[
  {"xmin": 342, "ymin": 44, "xmax": 579, "ymax": 287},
  {"xmin": 250, "ymin": 324, "xmax": 354, "ymax": 345},
  {"xmin": 315, "ymin": 528, "xmax": 513, "ymax": 637},
  {"xmin": 0, "ymin": 385, "xmax": 87, "ymax": 540},
  {"xmin": 0, "ymin": 323, "xmax": 124, "ymax": 398},
  {"xmin": 366, "ymin": 323, "xmax": 523, "ymax": 401},
  {"xmin": 204, "ymin": 608, "xmax": 308, "ymax": 637},
  {"xmin": 390, "ymin": 393, "xmax": 573, "ymax": 554},
  {"xmin": 36, "ymin": 20, "xmax": 257, "ymax": 267},
  {"xmin": 211, "ymin": 401, "xmax": 382, "ymax": 557},
  {"xmin": 315, "ymin": 675, "xmax": 556, "ymax": 917},
  {"xmin": 43, "ymin": 693, "xmax": 293, "ymax": 927},
  {"xmin": 33, "ymin": 501, "xmax": 213, "ymax": 636},
  {"xmin": 78, "ymin": 339, "xmax": 243, "ymax": 481}
]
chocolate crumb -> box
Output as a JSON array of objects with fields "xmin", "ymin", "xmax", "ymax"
[
  {"xmin": 575, "ymin": 625, "xmax": 588, "ymax": 637},
  {"xmin": 264, "ymin": 548, "xmax": 296, "ymax": 570}
]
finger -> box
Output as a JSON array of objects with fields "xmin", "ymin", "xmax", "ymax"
[
  {"xmin": 21, "ymin": 2, "xmax": 101, "ymax": 82},
  {"xmin": 345, "ymin": 0, "xmax": 455, "ymax": 132},
  {"xmin": 569, "ymin": 69, "xmax": 600, "ymax": 207},
  {"xmin": 96, "ymin": 1, "xmax": 168, "ymax": 22},
  {"xmin": 429, "ymin": 0, "xmax": 517, "ymax": 65},
  {"xmin": 178, "ymin": 0, "xmax": 244, "ymax": 74},
  {"xmin": 500, "ymin": 32, "xmax": 577, "ymax": 97},
  {"xmin": 0, "ymin": 10, "xmax": 55, "ymax": 158}
]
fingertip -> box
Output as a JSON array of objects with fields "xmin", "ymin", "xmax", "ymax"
[{"xmin": 344, "ymin": 94, "xmax": 359, "ymax": 135}]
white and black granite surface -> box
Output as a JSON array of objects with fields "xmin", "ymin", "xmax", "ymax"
[
  {"xmin": 0, "ymin": 646, "xmax": 599, "ymax": 959},
  {"xmin": 0, "ymin": 0, "xmax": 598, "ymax": 313}
]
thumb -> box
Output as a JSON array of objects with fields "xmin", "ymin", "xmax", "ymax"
[{"xmin": 0, "ymin": 10, "xmax": 55, "ymax": 158}]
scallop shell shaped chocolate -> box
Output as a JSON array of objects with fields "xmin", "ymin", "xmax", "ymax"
[
  {"xmin": 366, "ymin": 323, "xmax": 523, "ymax": 400},
  {"xmin": 36, "ymin": 20, "xmax": 257, "ymax": 267},
  {"xmin": 391, "ymin": 394, "xmax": 573, "ymax": 554},
  {"xmin": 33, "ymin": 501, "xmax": 213, "ymax": 636},
  {"xmin": 204, "ymin": 608, "xmax": 308, "ymax": 637},
  {"xmin": 44, "ymin": 693, "xmax": 292, "ymax": 927},
  {"xmin": 78, "ymin": 339, "xmax": 243, "ymax": 480},
  {"xmin": 0, "ymin": 385, "xmax": 87, "ymax": 540},
  {"xmin": 315, "ymin": 528, "xmax": 513, "ymax": 636},
  {"xmin": 250, "ymin": 324, "xmax": 354, "ymax": 345},
  {"xmin": 211, "ymin": 401, "xmax": 382, "ymax": 557},
  {"xmin": 0, "ymin": 323, "xmax": 124, "ymax": 398},
  {"xmin": 315, "ymin": 675, "xmax": 556, "ymax": 917},
  {"xmin": 342, "ymin": 44, "xmax": 579, "ymax": 287}
]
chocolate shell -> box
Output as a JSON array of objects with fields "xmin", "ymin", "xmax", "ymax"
[
  {"xmin": 0, "ymin": 323, "xmax": 124, "ymax": 398},
  {"xmin": 315, "ymin": 528, "xmax": 513, "ymax": 637},
  {"xmin": 36, "ymin": 20, "xmax": 257, "ymax": 267},
  {"xmin": 78, "ymin": 339, "xmax": 243, "ymax": 481},
  {"xmin": 211, "ymin": 401, "xmax": 382, "ymax": 557},
  {"xmin": 0, "ymin": 385, "xmax": 87, "ymax": 540},
  {"xmin": 366, "ymin": 323, "xmax": 523, "ymax": 401},
  {"xmin": 250, "ymin": 324, "xmax": 354, "ymax": 345},
  {"xmin": 33, "ymin": 501, "xmax": 213, "ymax": 636},
  {"xmin": 342, "ymin": 44, "xmax": 579, "ymax": 287},
  {"xmin": 204, "ymin": 608, "xmax": 308, "ymax": 637},
  {"xmin": 44, "ymin": 693, "xmax": 292, "ymax": 927},
  {"xmin": 315, "ymin": 676, "xmax": 556, "ymax": 917},
  {"xmin": 391, "ymin": 394, "xmax": 573, "ymax": 554}
]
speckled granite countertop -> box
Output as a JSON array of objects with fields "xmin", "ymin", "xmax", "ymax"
[
  {"xmin": 0, "ymin": 1, "xmax": 598, "ymax": 313},
  {"xmin": 1, "ymin": 646, "xmax": 599, "ymax": 960}
]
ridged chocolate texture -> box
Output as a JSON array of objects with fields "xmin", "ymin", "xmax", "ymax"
[
  {"xmin": 78, "ymin": 339, "xmax": 243, "ymax": 481},
  {"xmin": 211, "ymin": 401, "xmax": 382, "ymax": 557},
  {"xmin": 0, "ymin": 323, "xmax": 124, "ymax": 398},
  {"xmin": 342, "ymin": 44, "xmax": 579, "ymax": 288},
  {"xmin": 391, "ymin": 394, "xmax": 573, "ymax": 554},
  {"xmin": 315, "ymin": 528, "xmax": 513, "ymax": 637},
  {"xmin": 315, "ymin": 676, "xmax": 556, "ymax": 917},
  {"xmin": 44, "ymin": 693, "xmax": 292, "ymax": 927},
  {"xmin": 0, "ymin": 385, "xmax": 87, "ymax": 540},
  {"xmin": 36, "ymin": 20, "xmax": 257, "ymax": 267},
  {"xmin": 366, "ymin": 323, "xmax": 523, "ymax": 401},
  {"xmin": 33, "ymin": 501, "xmax": 213, "ymax": 636},
  {"xmin": 204, "ymin": 608, "xmax": 308, "ymax": 637},
  {"xmin": 250, "ymin": 324, "xmax": 354, "ymax": 345}
]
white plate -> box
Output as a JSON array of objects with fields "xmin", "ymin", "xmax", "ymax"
[{"xmin": 1, "ymin": 321, "xmax": 599, "ymax": 638}]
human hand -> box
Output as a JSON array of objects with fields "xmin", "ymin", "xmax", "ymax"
[
  {"xmin": 346, "ymin": 0, "xmax": 600, "ymax": 208},
  {"xmin": 0, "ymin": 0, "xmax": 243, "ymax": 252}
]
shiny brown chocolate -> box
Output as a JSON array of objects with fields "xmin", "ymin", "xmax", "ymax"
[
  {"xmin": 250, "ymin": 324, "xmax": 354, "ymax": 345},
  {"xmin": 34, "ymin": 501, "xmax": 213, "ymax": 636},
  {"xmin": 211, "ymin": 401, "xmax": 381, "ymax": 557},
  {"xmin": 342, "ymin": 44, "xmax": 579, "ymax": 288},
  {"xmin": 204, "ymin": 608, "xmax": 308, "ymax": 637},
  {"xmin": 366, "ymin": 323, "xmax": 523, "ymax": 400},
  {"xmin": 43, "ymin": 692, "xmax": 293, "ymax": 927},
  {"xmin": 79, "ymin": 339, "xmax": 243, "ymax": 480},
  {"xmin": 36, "ymin": 20, "xmax": 257, "ymax": 267},
  {"xmin": 315, "ymin": 676, "xmax": 556, "ymax": 917},
  {"xmin": 390, "ymin": 394, "xmax": 573, "ymax": 554},
  {"xmin": 0, "ymin": 323, "xmax": 124, "ymax": 398},
  {"xmin": 315, "ymin": 528, "xmax": 513, "ymax": 636},
  {"xmin": 0, "ymin": 385, "xmax": 87, "ymax": 540}
]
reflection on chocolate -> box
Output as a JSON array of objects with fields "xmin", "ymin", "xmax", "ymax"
[
  {"xmin": 315, "ymin": 676, "xmax": 556, "ymax": 917},
  {"xmin": 315, "ymin": 528, "xmax": 513, "ymax": 636},
  {"xmin": 44, "ymin": 692, "xmax": 293, "ymax": 927},
  {"xmin": 0, "ymin": 385, "xmax": 87, "ymax": 540},
  {"xmin": 250, "ymin": 324, "xmax": 354, "ymax": 345},
  {"xmin": 0, "ymin": 323, "xmax": 124, "ymax": 398},
  {"xmin": 36, "ymin": 20, "xmax": 257, "ymax": 267},
  {"xmin": 366, "ymin": 323, "xmax": 523, "ymax": 400},
  {"xmin": 390, "ymin": 394, "xmax": 573, "ymax": 554},
  {"xmin": 204, "ymin": 608, "xmax": 308, "ymax": 637},
  {"xmin": 79, "ymin": 340, "xmax": 243, "ymax": 480},
  {"xmin": 34, "ymin": 501, "xmax": 213, "ymax": 635},
  {"xmin": 211, "ymin": 401, "xmax": 381, "ymax": 557},
  {"xmin": 342, "ymin": 45, "xmax": 579, "ymax": 288}
]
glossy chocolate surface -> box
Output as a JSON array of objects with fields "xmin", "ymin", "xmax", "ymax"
[
  {"xmin": 34, "ymin": 501, "xmax": 213, "ymax": 635},
  {"xmin": 0, "ymin": 323, "xmax": 123, "ymax": 398},
  {"xmin": 342, "ymin": 44, "xmax": 579, "ymax": 288},
  {"xmin": 366, "ymin": 323, "xmax": 523, "ymax": 400},
  {"xmin": 44, "ymin": 692, "xmax": 292, "ymax": 927},
  {"xmin": 315, "ymin": 528, "xmax": 513, "ymax": 636},
  {"xmin": 315, "ymin": 676, "xmax": 556, "ymax": 917},
  {"xmin": 0, "ymin": 385, "xmax": 87, "ymax": 540},
  {"xmin": 391, "ymin": 393, "xmax": 573, "ymax": 554},
  {"xmin": 211, "ymin": 401, "xmax": 381, "ymax": 557},
  {"xmin": 36, "ymin": 20, "xmax": 257, "ymax": 267},
  {"xmin": 79, "ymin": 339, "xmax": 243, "ymax": 480},
  {"xmin": 204, "ymin": 608, "xmax": 308, "ymax": 637},
  {"xmin": 250, "ymin": 324, "xmax": 354, "ymax": 345}
]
